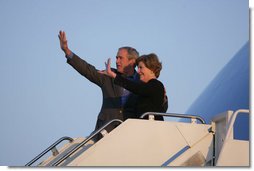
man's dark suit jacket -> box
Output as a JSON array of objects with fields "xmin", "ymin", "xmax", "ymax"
[{"xmin": 67, "ymin": 53, "xmax": 138, "ymax": 134}]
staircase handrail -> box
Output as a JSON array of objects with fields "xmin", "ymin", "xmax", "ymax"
[
  {"xmin": 25, "ymin": 136, "xmax": 73, "ymax": 166},
  {"xmin": 52, "ymin": 119, "xmax": 123, "ymax": 166},
  {"xmin": 140, "ymin": 112, "xmax": 206, "ymax": 124}
]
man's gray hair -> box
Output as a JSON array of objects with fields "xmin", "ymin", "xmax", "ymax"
[{"xmin": 119, "ymin": 46, "xmax": 139, "ymax": 60}]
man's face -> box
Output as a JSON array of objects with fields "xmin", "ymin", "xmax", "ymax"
[{"xmin": 116, "ymin": 49, "xmax": 135, "ymax": 74}]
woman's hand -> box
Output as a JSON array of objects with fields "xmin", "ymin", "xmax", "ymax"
[{"xmin": 98, "ymin": 58, "xmax": 116, "ymax": 78}]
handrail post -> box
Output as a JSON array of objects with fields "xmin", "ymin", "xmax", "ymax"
[
  {"xmin": 191, "ymin": 118, "xmax": 197, "ymax": 124},
  {"xmin": 51, "ymin": 147, "xmax": 59, "ymax": 156}
]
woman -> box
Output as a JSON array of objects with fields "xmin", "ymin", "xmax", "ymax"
[{"xmin": 102, "ymin": 53, "xmax": 165, "ymax": 121}]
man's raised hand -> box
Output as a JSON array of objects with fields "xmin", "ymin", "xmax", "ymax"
[{"xmin": 58, "ymin": 31, "xmax": 71, "ymax": 56}]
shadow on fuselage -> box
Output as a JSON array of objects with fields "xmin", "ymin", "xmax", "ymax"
[{"xmin": 186, "ymin": 41, "xmax": 250, "ymax": 140}]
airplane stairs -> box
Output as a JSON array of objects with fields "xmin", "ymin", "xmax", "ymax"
[{"xmin": 25, "ymin": 109, "xmax": 249, "ymax": 167}]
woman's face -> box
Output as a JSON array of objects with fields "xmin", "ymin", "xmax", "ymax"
[{"xmin": 137, "ymin": 61, "xmax": 155, "ymax": 83}]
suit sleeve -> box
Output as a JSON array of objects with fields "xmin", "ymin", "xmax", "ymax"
[
  {"xmin": 67, "ymin": 53, "xmax": 105, "ymax": 87},
  {"xmin": 114, "ymin": 74, "xmax": 158, "ymax": 97}
]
